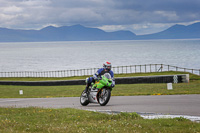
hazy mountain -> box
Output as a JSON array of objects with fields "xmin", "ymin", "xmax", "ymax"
[
  {"xmin": 0, "ymin": 24, "xmax": 136, "ymax": 42},
  {"xmin": 0, "ymin": 22, "xmax": 200, "ymax": 42},
  {"xmin": 137, "ymin": 22, "xmax": 200, "ymax": 39}
]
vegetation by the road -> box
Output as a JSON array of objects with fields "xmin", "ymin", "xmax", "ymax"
[
  {"xmin": 0, "ymin": 71, "xmax": 199, "ymax": 98},
  {"xmin": 0, "ymin": 107, "xmax": 199, "ymax": 133},
  {"xmin": 0, "ymin": 73, "xmax": 200, "ymax": 133}
]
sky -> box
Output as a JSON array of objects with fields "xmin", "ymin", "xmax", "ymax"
[{"xmin": 0, "ymin": 0, "xmax": 200, "ymax": 35}]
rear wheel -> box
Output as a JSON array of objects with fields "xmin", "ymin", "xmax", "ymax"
[
  {"xmin": 97, "ymin": 88, "xmax": 111, "ymax": 106},
  {"xmin": 80, "ymin": 90, "xmax": 89, "ymax": 106}
]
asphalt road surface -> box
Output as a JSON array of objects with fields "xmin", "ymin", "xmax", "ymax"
[{"xmin": 0, "ymin": 95, "xmax": 200, "ymax": 116}]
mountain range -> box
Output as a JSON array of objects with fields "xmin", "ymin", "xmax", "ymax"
[{"xmin": 0, "ymin": 22, "xmax": 200, "ymax": 42}]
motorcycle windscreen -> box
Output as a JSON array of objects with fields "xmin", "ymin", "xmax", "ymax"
[{"xmin": 104, "ymin": 73, "xmax": 111, "ymax": 79}]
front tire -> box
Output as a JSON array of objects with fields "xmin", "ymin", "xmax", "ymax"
[
  {"xmin": 97, "ymin": 88, "xmax": 111, "ymax": 106},
  {"xmin": 80, "ymin": 90, "xmax": 89, "ymax": 106}
]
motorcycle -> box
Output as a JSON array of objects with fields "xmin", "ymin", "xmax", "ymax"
[{"xmin": 80, "ymin": 73, "xmax": 114, "ymax": 106}]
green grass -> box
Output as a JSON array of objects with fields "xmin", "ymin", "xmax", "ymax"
[
  {"xmin": 0, "ymin": 72, "xmax": 199, "ymax": 98},
  {"xmin": 0, "ymin": 80, "xmax": 200, "ymax": 98},
  {"xmin": 0, "ymin": 107, "xmax": 199, "ymax": 133}
]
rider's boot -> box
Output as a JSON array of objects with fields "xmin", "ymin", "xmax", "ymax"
[{"xmin": 83, "ymin": 85, "xmax": 89, "ymax": 97}]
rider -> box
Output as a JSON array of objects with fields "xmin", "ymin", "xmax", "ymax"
[{"xmin": 84, "ymin": 61, "xmax": 115, "ymax": 94}]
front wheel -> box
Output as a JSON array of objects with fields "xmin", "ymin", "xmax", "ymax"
[
  {"xmin": 80, "ymin": 90, "xmax": 89, "ymax": 106},
  {"xmin": 97, "ymin": 88, "xmax": 111, "ymax": 106}
]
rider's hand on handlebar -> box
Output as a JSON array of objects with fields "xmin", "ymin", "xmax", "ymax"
[{"xmin": 94, "ymin": 76, "xmax": 101, "ymax": 81}]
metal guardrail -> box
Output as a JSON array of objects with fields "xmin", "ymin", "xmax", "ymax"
[{"xmin": 0, "ymin": 64, "xmax": 199, "ymax": 77}]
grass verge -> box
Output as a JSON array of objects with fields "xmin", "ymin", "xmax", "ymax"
[
  {"xmin": 0, "ymin": 81, "xmax": 200, "ymax": 98},
  {"xmin": 0, "ymin": 72, "xmax": 199, "ymax": 98},
  {"xmin": 0, "ymin": 107, "xmax": 199, "ymax": 133}
]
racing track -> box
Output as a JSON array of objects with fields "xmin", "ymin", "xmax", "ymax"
[{"xmin": 0, "ymin": 95, "xmax": 200, "ymax": 116}]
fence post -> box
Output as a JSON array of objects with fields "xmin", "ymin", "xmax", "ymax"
[
  {"xmin": 135, "ymin": 65, "xmax": 136, "ymax": 73},
  {"xmin": 155, "ymin": 64, "xmax": 157, "ymax": 72},
  {"xmin": 117, "ymin": 66, "xmax": 119, "ymax": 74},
  {"xmin": 150, "ymin": 64, "xmax": 151, "ymax": 73}
]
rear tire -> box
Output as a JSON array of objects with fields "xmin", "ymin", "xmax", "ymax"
[
  {"xmin": 80, "ymin": 90, "xmax": 89, "ymax": 106},
  {"xmin": 97, "ymin": 88, "xmax": 111, "ymax": 106}
]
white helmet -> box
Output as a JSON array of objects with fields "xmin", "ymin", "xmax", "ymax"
[{"xmin": 103, "ymin": 62, "xmax": 112, "ymax": 71}]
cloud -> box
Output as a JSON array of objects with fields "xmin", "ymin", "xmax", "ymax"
[
  {"xmin": 2, "ymin": 5, "xmax": 23, "ymax": 14},
  {"xmin": 0, "ymin": 0, "xmax": 200, "ymax": 34},
  {"xmin": 98, "ymin": 23, "xmax": 174, "ymax": 35}
]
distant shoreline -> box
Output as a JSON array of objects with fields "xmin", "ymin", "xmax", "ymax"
[{"xmin": 0, "ymin": 38, "xmax": 200, "ymax": 44}]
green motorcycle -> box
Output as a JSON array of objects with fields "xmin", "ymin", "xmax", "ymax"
[{"xmin": 80, "ymin": 73, "xmax": 114, "ymax": 106}]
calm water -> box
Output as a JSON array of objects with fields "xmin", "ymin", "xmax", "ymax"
[{"xmin": 0, "ymin": 39, "xmax": 200, "ymax": 72}]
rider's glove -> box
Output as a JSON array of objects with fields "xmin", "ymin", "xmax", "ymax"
[
  {"xmin": 94, "ymin": 75, "xmax": 102, "ymax": 81},
  {"xmin": 98, "ymin": 76, "xmax": 102, "ymax": 80},
  {"xmin": 93, "ymin": 75, "xmax": 98, "ymax": 80},
  {"xmin": 93, "ymin": 76, "xmax": 98, "ymax": 80}
]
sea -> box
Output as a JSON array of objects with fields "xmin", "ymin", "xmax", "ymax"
[{"xmin": 0, "ymin": 39, "xmax": 200, "ymax": 72}]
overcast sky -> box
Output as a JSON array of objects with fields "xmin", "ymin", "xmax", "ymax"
[{"xmin": 0, "ymin": 0, "xmax": 200, "ymax": 35}]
